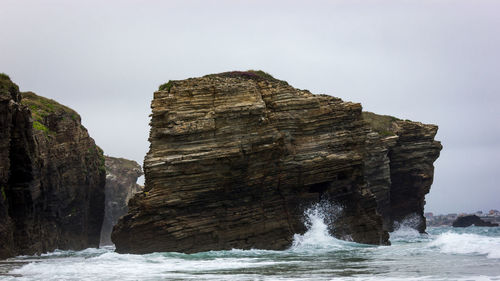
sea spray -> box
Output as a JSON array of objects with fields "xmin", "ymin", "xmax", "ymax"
[
  {"xmin": 392, "ymin": 213, "xmax": 423, "ymax": 231},
  {"xmin": 429, "ymin": 231, "xmax": 500, "ymax": 259},
  {"xmin": 390, "ymin": 213, "xmax": 428, "ymax": 243},
  {"xmin": 290, "ymin": 201, "xmax": 351, "ymax": 251}
]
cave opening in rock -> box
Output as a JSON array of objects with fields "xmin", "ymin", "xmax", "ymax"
[{"xmin": 308, "ymin": 182, "xmax": 330, "ymax": 194}]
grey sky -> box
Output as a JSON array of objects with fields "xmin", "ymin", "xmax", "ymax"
[{"xmin": 1, "ymin": 0, "xmax": 498, "ymax": 214}]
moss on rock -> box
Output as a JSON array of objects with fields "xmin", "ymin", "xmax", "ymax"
[
  {"xmin": 204, "ymin": 70, "xmax": 288, "ymax": 85},
  {"xmin": 21, "ymin": 91, "xmax": 80, "ymax": 123},
  {"xmin": 158, "ymin": 80, "xmax": 174, "ymax": 92},
  {"xmin": 0, "ymin": 73, "xmax": 20, "ymax": 98},
  {"xmin": 362, "ymin": 111, "xmax": 400, "ymax": 136},
  {"xmin": 32, "ymin": 120, "xmax": 50, "ymax": 134}
]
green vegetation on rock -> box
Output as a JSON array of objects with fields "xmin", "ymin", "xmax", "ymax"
[
  {"xmin": 0, "ymin": 73, "xmax": 20, "ymax": 97},
  {"xmin": 158, "ymin": 80, "xmax": 174, "ymax": 92},
  {"xmin": 204, "ymin": 70, "xmax": 288, "ymax": 85},
  {"xmin": 362, "ymin": 111, "xmax": 400, "ymax": 136},
  {"xmin": 159, "ymin": 70, "xmax": 288, "ymax": 92},
  {"xmin": 0, "ymin": 73, "xmax": 10, "ymax": 80},
  {"xmin": 96, "ymin": 145, "xmax": 106, "ymax": 173},
  {"xmin": 32, "ymin": 120, "xmax": 50, "ymax": 134},
  {"xmin": 21, "ymin": 91, "xmax": 80, "ymax": 123},
  {"xmin": 84, "ymin": 145, "xmax": 106, "ymax": 174}
]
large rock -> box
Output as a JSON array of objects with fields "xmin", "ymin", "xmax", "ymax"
[
  {"xmin": 452, "ymin": 215, "xmax": 499, "ymax": 227},
  {"xmin": 0, "ymin": 74, "xmax": 105, "ymax": 259},
  {"xmin": 100, "ymin": 156, "xmax": 143, "ymax": 245},
  {"xmin": 112, "ymin": 71, "xmax": 441, "ymax": 254}
]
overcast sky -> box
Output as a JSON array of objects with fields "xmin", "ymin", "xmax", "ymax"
[{"xmin": 1, "ymin": 0, "xmax": 498, "ymax": 214}]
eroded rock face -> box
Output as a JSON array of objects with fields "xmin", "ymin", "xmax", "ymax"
[
  {"xmin": 100, "ymin": 156, "xmax": 143, "ymax": 245},
  {"xmin": 0, "ymin": 74, "xmax": 19, "ymax": 259},
  {"xmin": 386, "ymin": 121, "xmax": 442, "ymax": 232},
  {"xmin": 0, "ymin": 74, "xmax": 105, "ymax": 259},
  {"xmin": 363, "ymin": 112, "xmax": 442, "ymax": 232},
  {"xmin": 112, "ymin": 71, "xmax": 441, "ymax": 254}
]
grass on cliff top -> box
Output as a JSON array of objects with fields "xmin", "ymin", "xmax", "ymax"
[
  {"xmin": 0, "ymin": 73, "xmax": 20, "ymax": 97},
  {"xmin": 205, "ymin": 70, "xmax": 288, "ymax": 85},
  {"xmin": 362, "ymin": 111, "xmax": 400, "ymax": 136},
  {"xmin": 21, "ymin": 91, "xmax": 80, "ymax": 123},
  {"xmin": 158, "ymin": 70, "xmax": 288, "ymax": 92}
]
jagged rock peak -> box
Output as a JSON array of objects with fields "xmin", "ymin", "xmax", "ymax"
[{"xmin": 100, "ymin": 156, "xmax": 143, "ymax": 245}]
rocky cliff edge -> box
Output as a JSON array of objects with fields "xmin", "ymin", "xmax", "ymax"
[{"xmin": 0, "ymin": 74, "xmax": 105, "ymax": 259}]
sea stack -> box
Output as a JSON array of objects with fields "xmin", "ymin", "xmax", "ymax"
[
  {"xmin": 452, "ymin": 215, "xmax": 499, "ymax": 227},
  {"xmin": 100, "ymin": 156, "xmax": 143, "ymax": 245},
  {"xmin": 112, "ymin": 71, "xmax": 442, "ymax": 254},
  {"xmin": 0, "ymin": 74, "xmax": 106, "ymax": 259}
]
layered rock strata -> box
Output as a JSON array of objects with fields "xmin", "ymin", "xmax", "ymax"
[
  {"xmin": 113, "ymin": 71, "xmax": 441, "ymax": 254},
  {"xmin": 363, "ymin": 112, "xmax": 442, "ymax": 232},
  {"xmin": 100, "ymin": 156, "xmax": 143, "ymax": 245},
  {"xmin": 0, "ymin": 74, "xmax": 105, "ymax": 259}
]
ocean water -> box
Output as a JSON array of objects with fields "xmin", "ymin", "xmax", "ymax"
[{"xmin": 1, "ymin": 204, "xmax": 500, "ymax": 281}]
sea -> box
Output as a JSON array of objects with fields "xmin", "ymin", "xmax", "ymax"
[{"xmin": 1, "ymin": 204, "xmax": 499, "ymax": 281}]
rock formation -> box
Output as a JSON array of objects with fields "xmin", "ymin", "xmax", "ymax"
[
  {"xmin": 100, "ymin": 156, "xmax": 143, "ymax": 245},
  {"xmin": 452, "ymin": 215, "xmax": 499, "ymax": 227},
  {"xmin": 112, "ymin": 71, "xmax": 442, "ymax": 254},
  {"xmin": 0, "ymin": 74, "xmax": 105, "ymax": 259},
  {"xmin": 363, "ymin": 112, "xmax": 442, "ymax": 232}
]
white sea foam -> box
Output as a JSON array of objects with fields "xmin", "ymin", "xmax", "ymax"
[
  {"xmin": 290, "ymin": 202, "xmax": 353, "ymax": 252},
  {"xmin": 389, "ymin": 214, "xmax": 429, "ymax": 243},
  {"xmin": 429, "ymin": 231, "xmax": 500, "ymax": 259},
  {"xmin": 5, "ymin": 208, "xmax": 500, "ymax": 280},
  {"xmin": 9, "ymin": 251, "xmax": 285, "ymax": 281},
  {"xmin": 335, "ymin": 276, "xmax": 500, "ymax": 281}
]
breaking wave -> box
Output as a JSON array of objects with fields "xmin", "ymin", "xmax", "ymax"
[
  {"xmin": 3, "ymin": 205, "xmax": 500, "ymax": 280},
  {"xmin": 429, "ymin": 231, "xmax": 500, "ymax": 259},
  {"xmin": 290, "ymin": 202, "xmax": 360, "ymax": 252}
]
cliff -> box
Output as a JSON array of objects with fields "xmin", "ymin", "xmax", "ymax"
[
  {"xmin": 0, "ymin": 74, "xmax": 105, "ymax": 259},
  {"xmin": 100, "ymin": 156, "xmax": 143, "ymax": 245},
  {"xmin": 112, "ymin": 71, "xmax": 441, "ymax": 254}
]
